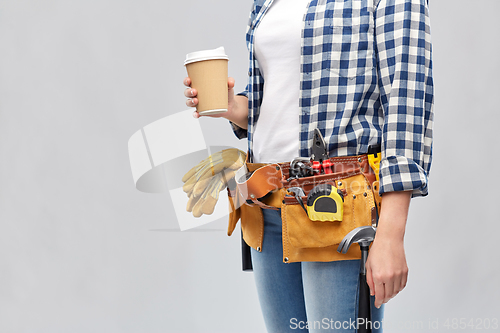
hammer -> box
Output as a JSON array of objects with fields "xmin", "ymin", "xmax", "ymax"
[{"xmin": 337, "ymin": 226, "xmax": 376, "ymax": 333}]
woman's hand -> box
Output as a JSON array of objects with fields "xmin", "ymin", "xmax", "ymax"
[
  {"xmin": 365, "ymin": 191, "xmax": 411, "ymax": 309},
  {"xmin": 183, "ymin": 77, "xmax": 248, "ymax": 129}
]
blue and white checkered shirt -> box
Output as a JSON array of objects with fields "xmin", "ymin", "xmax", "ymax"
[{"xmin": 230, "ymin": 0, "xmax": 434, "ymax": 197}]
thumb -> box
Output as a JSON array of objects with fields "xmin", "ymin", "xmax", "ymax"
[{"xmin": 228, "ymin": 77, "xmax": 235, "ymax": 90}]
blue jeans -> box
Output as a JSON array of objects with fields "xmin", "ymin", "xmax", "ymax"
[{"xmin": 251, "ymin": 208, "xmax": 384, "ymax": 333}]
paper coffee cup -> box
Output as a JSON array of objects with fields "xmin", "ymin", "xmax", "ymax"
[{"xmin": 184, "ymin": 47, "xmax": 229, "ymax": 115}]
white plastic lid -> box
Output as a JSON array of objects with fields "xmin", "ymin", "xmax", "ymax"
[{"xmin": 184, "ymin": 46, "xmax": 229, "ymax": 65}]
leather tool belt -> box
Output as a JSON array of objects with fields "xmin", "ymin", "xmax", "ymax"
[{"xmin": 227, "ymin": 154, "xmax": 383, "ymax": 264}]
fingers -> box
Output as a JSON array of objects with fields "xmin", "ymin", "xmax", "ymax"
[
  {"xmin": 184, "ymin": 87, "xmax": 198, "ymax": 108},
  {"xmin": 366, "ymin": 264, "xmax": 375, "ymax": 296},
  {"xmin": 373, "ymin": 279, "xmax": 385, "ymax": 309},
  {"xmin": 368, "ymin": 263, "xmax": 388, "ymax": 309},
  {"xmin": 183, "ymin": 77, "xmax": 198, "ymax": 108},
  {"xmin": 401, "ymin": 268, "xmax": 408, "ymax": 291},
  {"xmin": 184, "ymin": 87, "xmax": 197, "ymax": 98},
  {"xmin": 364, "ymin": 234, "xmax": 409, "ymax": 309},
  {"xmin": 366, "ymin": 257, "xmax": 393, "ymax": 308},
  {"xmin": 383, "ymin": 277, "xmax": 396, "ymax": 305},
  {"xmin": 186, "ymin": 97, "xmax": 198, "ymax": 108},
  {"xmin": 370, "ymin": 269, "xmax": 408, "ymax": 308}
]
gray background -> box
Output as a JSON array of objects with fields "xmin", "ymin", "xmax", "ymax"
[{"xmin": 0, "ymin": 0, "xmax": 499, "ymax": 332}]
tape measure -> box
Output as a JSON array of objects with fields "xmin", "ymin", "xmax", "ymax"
[{"xmin": 306, "ymin": 184, "xmax": 344, "ymax": 222}]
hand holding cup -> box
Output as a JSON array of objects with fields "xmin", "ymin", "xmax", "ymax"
[
  {"xmin": 184, "ymin": 76, "xmax": 236, "ymax": 119},
  {"xmin": 184, "ymin": 47, "xmax": 232, "ymax": 118}
]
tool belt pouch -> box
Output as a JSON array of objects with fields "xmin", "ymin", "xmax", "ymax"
[
  {"xmin": 281, "ymin": 167, "xmax": 377, "ymax": 249},
  {"xmin": 226, "ymin": 162, "xmax": 275, "ymax": 250}
]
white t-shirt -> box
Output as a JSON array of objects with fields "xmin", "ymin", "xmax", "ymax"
[{"xmin": 252, "ymin": 0, "xmax": 310, "ymax": 163}]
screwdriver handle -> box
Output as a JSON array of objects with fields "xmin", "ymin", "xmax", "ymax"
[
  {"xmin": 322, "ymin": 160, "xmax": 333, "ymax": 174},
  {"xmin": 312, "ymin": 161, "xmax": 322, "ymax": 174}
]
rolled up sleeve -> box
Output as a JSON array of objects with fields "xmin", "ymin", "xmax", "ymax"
[
  {"xmin": 374, "ymin": 0, "xmax": 434, "ymax": 197},
  {"xmin": 230, "ymin": 120, "xmax": 248, "ymax": 140}
]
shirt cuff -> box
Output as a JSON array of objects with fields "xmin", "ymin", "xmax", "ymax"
[
  {"xmin": 237, "ymin": 90, "xmax": 249, "ymax": 98},
  {"xmin": 378, "ymin": 156, "xmax": 429, "ymax": 198},
  {"xmin": 228, "ymin": 90, "xmax": 249, "ymax": 139},
  {"xmin": 229, "ymin": 120, "xmax": 248, "ymax": 139}
]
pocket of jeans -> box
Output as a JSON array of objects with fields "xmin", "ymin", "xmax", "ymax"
[{"xmin": 327, "ymin": 14, "xmax": 375, "ymax": 79}]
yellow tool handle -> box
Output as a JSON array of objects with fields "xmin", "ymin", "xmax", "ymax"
[{"xmin": 367, "ymin": 152, "xmax": 381, "ymax": 182}]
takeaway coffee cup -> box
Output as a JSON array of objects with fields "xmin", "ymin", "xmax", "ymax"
[{"xmin": 184, "ymin": 47, "xmax": 229, "ymax": 115}]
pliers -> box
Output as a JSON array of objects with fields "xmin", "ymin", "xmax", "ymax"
[{"xmin": 311, "ymin": 128, "xmax": 332, "ymax": 174}]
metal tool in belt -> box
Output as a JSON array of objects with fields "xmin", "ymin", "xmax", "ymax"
[{"xmin": 286, "ymin": 128, "xmax": 345, "ymax": 222}]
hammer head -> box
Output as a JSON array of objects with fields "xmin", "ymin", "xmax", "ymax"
[{"xmin": 337, "ymin": 226, "xmax": 376, "ymax": 254}]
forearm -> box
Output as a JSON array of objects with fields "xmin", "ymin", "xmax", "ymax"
[
  {"xmin": 224, "ymin": 95, "xmax": 249, "ymax": 130},
  {"xmin": 366, "ymin": 190, "xmax": 412, "ymax": 308},
  {"xmin": 375, "ymin": 191, "xmax": 412, "ymax": 242}
]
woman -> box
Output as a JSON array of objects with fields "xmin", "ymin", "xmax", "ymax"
[{"xmin": 184, "ymin": 0, "xmax": 433, "ymax": 331}]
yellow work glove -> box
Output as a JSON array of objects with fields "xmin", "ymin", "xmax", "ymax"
[{"xmin": 182, "ymin": 149, "xmax": 245, "ymax": 217}]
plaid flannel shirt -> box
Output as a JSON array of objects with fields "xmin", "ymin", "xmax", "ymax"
[{"xmin": 230, "ymin": 0, "xmax": 434, "ymax": 197}]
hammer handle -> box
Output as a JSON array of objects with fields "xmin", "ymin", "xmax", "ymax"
[
  {"xmin": 358, "ymin": 273, "xmax": 372, "ymax": 333},
  {"xmin": 241, "ymin": 231, "xmax": 253, "ymax": 271}
]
